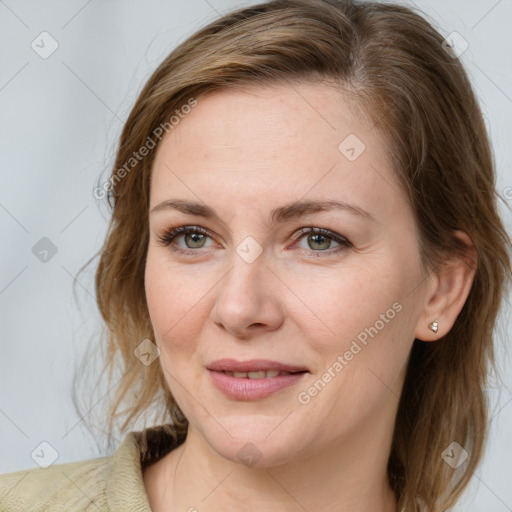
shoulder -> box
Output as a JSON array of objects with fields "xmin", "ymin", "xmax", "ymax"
[
  {"xmin": 0, "ymin": 424, "xmax": 184, "ymax": 512},
  {"xmin": 0, "ymin": 453, "xmax": 109, "ymax": 511}
]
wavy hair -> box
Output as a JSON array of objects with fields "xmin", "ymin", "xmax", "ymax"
[{"xmin": 75, "ymin": 1, "xmax": 511, "ymax": 510}]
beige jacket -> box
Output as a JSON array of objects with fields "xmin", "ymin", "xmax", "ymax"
[{"xmin": 0, "ymin": 424, "xmax": 182, "ymax": 511}]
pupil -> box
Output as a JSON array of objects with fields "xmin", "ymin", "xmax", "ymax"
[
  {"xmin": 187, "ymin": 232, "xmax": 205, "ymax": 248},
  {"xmin": 310, "ymin": 234, "xmax": 329, "ymax": 250}
]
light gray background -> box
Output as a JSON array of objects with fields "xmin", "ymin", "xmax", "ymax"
[{"xmin": 1, "ymin": 0, "xmax": 511, "ymax": 510}]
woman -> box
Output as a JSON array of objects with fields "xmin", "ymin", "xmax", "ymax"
[{"xmin": 1, "ymin": 0, "xmax": 510, "ymax": 510}]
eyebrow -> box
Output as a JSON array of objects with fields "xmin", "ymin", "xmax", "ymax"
[{"xmin": 150, "ymin": 198, "xmax": 376, "ymax": 224}]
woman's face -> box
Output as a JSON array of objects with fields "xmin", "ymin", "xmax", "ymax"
[{"xmin": 145, "ymin": 82, "xmax": 432, "ymax": 467}]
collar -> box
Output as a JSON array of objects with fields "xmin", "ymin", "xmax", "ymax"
[{"xmin": 105, "ymin": 423, "xmax": 185, "ymax": 510}]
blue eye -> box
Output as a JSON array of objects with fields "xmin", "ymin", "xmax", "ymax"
[{"xmin": 157, "ymin": 225, "xmax": 352, "ymax": 258}]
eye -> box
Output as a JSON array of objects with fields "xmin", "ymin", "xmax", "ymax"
[
  {"xmin": 156, "ymin": 225, "xmax": 217, "ymax": 255},
  {"xmin": 156, "ymin": 225, "xmax": 352, "ymax": 258},
  {"xmin": 291, "ymin": 227, "xmax": 352, "ymax": 257}
]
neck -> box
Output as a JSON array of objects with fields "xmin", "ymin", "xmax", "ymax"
[{"xmin": 145, "ymin": 417, "xmax": 398, "ymax": 512}]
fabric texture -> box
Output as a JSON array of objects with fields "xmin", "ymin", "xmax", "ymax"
[{"xmin": 0, "ymin": 424, "xmax": 183, "ymax": 511}]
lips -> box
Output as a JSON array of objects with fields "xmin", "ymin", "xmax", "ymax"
[{"xmin": 207, "ymin": 359, "xmax": 308, "ymax": 400}]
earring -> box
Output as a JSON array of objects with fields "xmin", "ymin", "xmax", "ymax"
[{"xmin": 428, "ymin": 320, "xmax": 439, "ymax": 333}]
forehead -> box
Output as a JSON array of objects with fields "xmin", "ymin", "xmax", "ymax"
[
  {"xmin": 150, "ymin": 82, "xmax": 405, "ymax": 221},
  {"xmin": 158, "ymin": 82, "xmax": 371, "ymax": 163}
]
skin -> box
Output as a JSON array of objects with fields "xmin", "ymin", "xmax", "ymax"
[{"xmin": 142, "ymin": 82, "xmax": 476, "ymax": 512}]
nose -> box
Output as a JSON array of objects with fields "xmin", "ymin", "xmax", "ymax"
[{"xmin": 210, "ymin": 250, "xmax": 285, "ymax": 339}]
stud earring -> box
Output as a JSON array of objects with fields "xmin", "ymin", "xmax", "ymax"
[{"xmin": 428, "ymin": 320, "xmax": 439, "ymax": 333}]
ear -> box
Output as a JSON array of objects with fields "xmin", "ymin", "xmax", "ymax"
[{"xmin": 414, "ymin": 231, "xmax": 477, "ymax": 342}]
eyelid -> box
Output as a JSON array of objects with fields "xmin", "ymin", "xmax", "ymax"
[
  {"xmin": 289, "ymin": 227, "xmax": 352, "ymax": 255},
  {"xmin": 156, "ymin": 225, "xmax": 217, "ymax": 247},
  {"xmin": 291, "ymin": 226, "xmax": 350, "ymax": 244}
]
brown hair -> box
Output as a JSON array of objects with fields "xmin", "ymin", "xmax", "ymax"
[{"xmin": 75, "ymin": 0, "xmax": 511, "ymax": 510}]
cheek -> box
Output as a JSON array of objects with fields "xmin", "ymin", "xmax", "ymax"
[
  {"xmin": 305, "ymin": 240, "xmax": 421, "ymax": 414},
  {"xmin": 287, "ymin": 258, "xmax": 404, "ymax": 357},
  {"xmin": 144, "ymin": 249, "xmax": 206, "ymax": 355},
  {"xmin": 291, "ymin": 259, "xmax": 413, "ymax": 408},
  {"xmin": 145, "ymin": 253, "xmax": 209, "ymax": 407}
]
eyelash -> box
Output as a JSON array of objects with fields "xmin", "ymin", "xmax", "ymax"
[{"xmin": 156, "ymin": 225, "xmax": 352, "ymax": 258}]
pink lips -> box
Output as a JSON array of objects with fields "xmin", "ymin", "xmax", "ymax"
[{"xmin": 207, "ymin": 358, "xmax": 308, "ymax": 401}]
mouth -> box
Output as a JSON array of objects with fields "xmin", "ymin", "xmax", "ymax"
[
  {"xmin": 207, "ymin": 359, "xmax": 309, "ymax": 401},
  {"xmin": 219, "ymin": 370, "xmax": 303, "ymax": 379},
  {"xmin": 207, "ymin": 358, "xmax": 309, "ymax": 374}
]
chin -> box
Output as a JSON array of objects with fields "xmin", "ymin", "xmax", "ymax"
[
  {"xmin": 195, "ymin": 414, "xmax": 311, "ymax": 468},
  {"xmin": 213, "ymin": 436, "xmax": 301, "ymax": 469}
]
